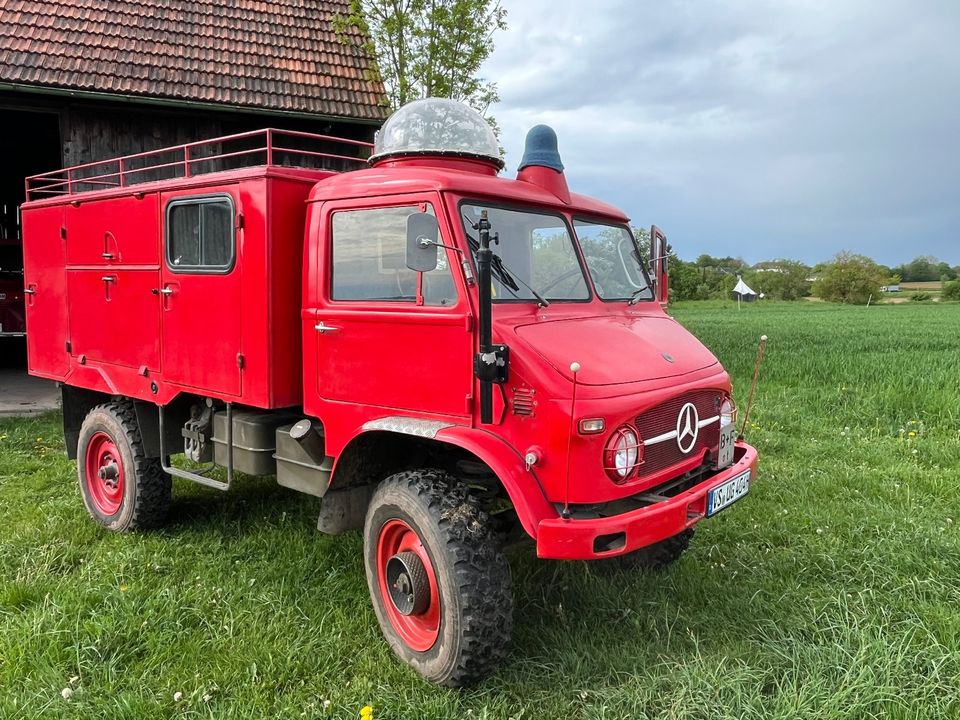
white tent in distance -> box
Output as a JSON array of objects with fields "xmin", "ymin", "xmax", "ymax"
[{"xmin": 733, "ymin": 275, "xmax": 757, "ymax": 309}]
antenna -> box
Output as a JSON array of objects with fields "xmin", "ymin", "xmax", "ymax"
[
  {"xmin": 738, "ymin": 335, "xmax": 767, "ymax": 440},
  {"xmin": 562, "ymin": 361, "xmax": 581, "ymax": 519}
]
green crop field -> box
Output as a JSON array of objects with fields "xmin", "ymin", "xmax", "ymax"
[{"xmin": 1, "ymin": 301, "xmax": 959, "ymax": 719}]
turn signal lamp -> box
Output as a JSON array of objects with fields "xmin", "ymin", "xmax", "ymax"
[
  {"xmin": 720, "ymin": 396, "xmax": 737, "ymax": 428},
  {"xmin": 578, "ymin": 418, "xmax": 605, "ymax": 434}
]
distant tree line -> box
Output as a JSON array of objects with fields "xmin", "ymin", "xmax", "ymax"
[{"xmin": 649, "ymin": 241, "xmax": 960, "ymax": 305}]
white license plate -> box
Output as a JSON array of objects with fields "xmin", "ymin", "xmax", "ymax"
[
  {"xmin": 0, "ymin": 293, "xmax": 6, "ymax": 300},
  {"xmin": 707, "ymin": 470, "xmax": 750, "ymax": 516},
  {"xmin": 717, "ymin": 422, "xmax": 736, "ymax": 468}
]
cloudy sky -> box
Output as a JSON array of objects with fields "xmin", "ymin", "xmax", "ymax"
[{"xmin": 482, "ymin": 0, "xmax": 959, "ymax": 266}]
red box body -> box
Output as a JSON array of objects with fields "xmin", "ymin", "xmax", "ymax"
[{"xmin": 22, "ymin": 165, "xmax": 329, "ymax": 409}]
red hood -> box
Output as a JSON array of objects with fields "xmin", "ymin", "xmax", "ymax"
[{"xmin": 513, "ymin": 315, "xmax": 719, "ymax": 386}]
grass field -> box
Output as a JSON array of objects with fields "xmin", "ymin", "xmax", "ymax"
[{"xmin": 2, "ymin": 301, "xmax": 959, "ymax": 719}]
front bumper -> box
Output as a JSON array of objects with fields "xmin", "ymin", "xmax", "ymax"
[{"xmin": 536, "ymin": 441, "xmax": 758, "ymax": 560}]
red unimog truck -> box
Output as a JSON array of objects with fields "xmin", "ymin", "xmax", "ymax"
[{"xmin": 21, "ymin": 99, "xmax": 757, "ymax": 686}]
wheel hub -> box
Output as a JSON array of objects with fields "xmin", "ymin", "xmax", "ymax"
[
  {"xmin": 84, "ymin": 431, "xmax": 125, "ymax": 516},
  {"xmin": 375, "ymin": 518, "xmax": 441, "ymax": 651},
  {"xmin": 98, "ymin": 461, "xmax": 120, "ymax": 488},
  {"xmin": 386, "ymin": 551, "xmax": 429, "ymax": 616}
]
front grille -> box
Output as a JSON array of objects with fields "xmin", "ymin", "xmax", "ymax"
[{"xmin": 636, "ymin": 390, "xmax": 722, "ymax": 477}]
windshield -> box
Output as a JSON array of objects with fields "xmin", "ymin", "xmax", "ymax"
[
  {"xmin": 574, "ymin": 219, "xmax": 653, "ymax": 301},
  {"xmin": 461, "ymin": 204, "xmax": 589, "ymax": 302}
]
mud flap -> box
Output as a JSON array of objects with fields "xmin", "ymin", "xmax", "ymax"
[{"xmin": 317, "ymin": 484, "xmax": 376, "ymax": 534}]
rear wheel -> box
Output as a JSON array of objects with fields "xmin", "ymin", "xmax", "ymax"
[
  {"xmin": 363, "ymin": 469, "xmax": 512, "ymax": 687},
  {"xmin": 601, "ymin": 529, "xmax": 694, "ymax": 571},
  {"xmin": 77, "ymin": 402, "xmax": 171, "ymax": 532}
]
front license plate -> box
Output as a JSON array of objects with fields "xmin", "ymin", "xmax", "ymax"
[
  {"xmin": 707, "ymin": 470, "xmax": 750, "ymax": 517},
  {"xmin": 717, "ymin": 423, "xmax": 736, "ymax": 468}
]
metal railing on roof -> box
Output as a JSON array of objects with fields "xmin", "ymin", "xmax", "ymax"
[{"xmin": 25, "ymin": 128, "xmax": 374, "ymax": 201}]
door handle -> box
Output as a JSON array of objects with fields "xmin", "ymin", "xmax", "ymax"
[
  {"xmin": 24, "ymin": 287, "xmax": 36, "ymax": 295},
  {"xmin": 101, "ymin": 275, "xmax": 116, "ymax": 282},
  {"xmin": 314, "ymin": 321, "xmax": 340, "ymax": 334},
  {"xmin": 158, "ymin": 287, "xmax": 174, "ymax": 295}
]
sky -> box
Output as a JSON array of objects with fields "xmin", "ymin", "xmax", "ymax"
[{"xmin": 481, "ymin": 0, "xmax": 960, "ymax": 266}]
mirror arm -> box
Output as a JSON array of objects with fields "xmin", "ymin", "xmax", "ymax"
[{"xmin": 419, "ymin": 239, "xmax": 464, "ymax": 256}]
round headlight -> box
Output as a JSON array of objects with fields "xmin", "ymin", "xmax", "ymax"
[
  {"xmin": 604, "ymin": 426, "xmax": 642, "ymax": 482},
  {"xmin": 720, "ymin": 396, "xmax": 737, "ymax": 428}
]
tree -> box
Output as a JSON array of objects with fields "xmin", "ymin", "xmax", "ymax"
[
  {"xmin": 668, "ymin": 257, "xmax": 706, "ymax": 301},
  {"xmin": 631, "ymin": 226, "xmax": 651, "ymax": 264},
  {"xmin": 812, "ymin": 252, "xmax": 886, "ymax": 304},
  {"xmin": 335, "ymin": 0, "xmax": 507, "ymax": 121},
  {"xmin": 751, "ymin": 259, "xmax": 812, "ymax": 300},
  {"xmin": 895, "ymin": 255, "xmax": 941, "ymax": 282},
  {"xmin": 942, "ymin": 280, "xmax": 960, "ymax": 301}
]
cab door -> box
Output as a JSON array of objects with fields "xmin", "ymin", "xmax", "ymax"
[
  {"xmin": 313, "ymin": 195, "xmax": 472, "ymax": 418},
  {"xmin": 159, "ymin": 188, "xmax": 242, "ymax": 397}
]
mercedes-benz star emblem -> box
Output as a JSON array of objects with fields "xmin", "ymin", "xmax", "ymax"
[{"xmin": 676, "ymin": 402, "xmax": 699, "ymax": 453}]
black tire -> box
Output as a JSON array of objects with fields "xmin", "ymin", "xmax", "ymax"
[
  {"xmin": 77, "ymin": 401, "xmax": 171, "ymax": 532},
  {"xmin": 601, "ymin": 529, "xmax": 694, "ymax": 572},
  {"xmin": 363, "ymin": 469, "xmax": 513, "ymax": 687}
]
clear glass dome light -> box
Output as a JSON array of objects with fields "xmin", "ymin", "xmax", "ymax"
[{"xmin": 370, "ymin": 98, "xmax": 503, "ymax": 168}]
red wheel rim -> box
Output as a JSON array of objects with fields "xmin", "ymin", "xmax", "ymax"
[
  {"xmin": 84, "ymin": 431, "xmax": 124, "ymax": 516},
  {"xmin": 376, "ymin": 519, "xmax": 441, "ymax": 651}
]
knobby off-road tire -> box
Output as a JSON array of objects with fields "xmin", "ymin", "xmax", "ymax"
[
  {"xmin": 77, "ymin": 402, "xmax": 172, "ymax": 532},
  {"xmin": 602, "ymin": 529, "xmax": 694, "ymax": 572},
  {"xmin": 363, "ymin": 469, "xmax": 513, "ymax": 687}
]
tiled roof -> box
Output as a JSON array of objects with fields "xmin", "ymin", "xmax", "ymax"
[{"xmin": 0, "ymin": 0, "xmax": 388, "ymax": 121}]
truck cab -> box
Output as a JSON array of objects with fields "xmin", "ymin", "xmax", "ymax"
[{"xmin": 21, "ymin": 99, "xmax": 757, "ymax": 687}]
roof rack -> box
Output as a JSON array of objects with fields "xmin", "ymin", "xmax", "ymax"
[{"xmin": 25, "ymin": 128, "xmax": 374, "ymax": 201}]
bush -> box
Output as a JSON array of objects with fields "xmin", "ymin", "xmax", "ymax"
[
  {"xmin": 942, "ymin": 280, "xmax": 960, "ymax": 301},
  {"xmin": 911, "ymin": 292, "xmax": 931, "ymax": 302},
  {"xmin": 813, "ymin": 252, "xmax": 886, "ymax": 304}
]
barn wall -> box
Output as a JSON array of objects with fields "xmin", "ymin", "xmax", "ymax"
[
  {"xmin": 61, "ymin": 109, "xmax": 225, "ymax": 166},
  {"xmin": 61, "ymin": 101, "xmax": 375, "ymax": 169}
]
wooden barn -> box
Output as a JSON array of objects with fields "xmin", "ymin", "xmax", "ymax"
[{"xmin": 0, "ymin": 0, "xmax": 386, "ymax": 362}]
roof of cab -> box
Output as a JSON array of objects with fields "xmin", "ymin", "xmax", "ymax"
[{"xmin": 307, "ymin": 164, "xmax": 631, "ymax": 222}]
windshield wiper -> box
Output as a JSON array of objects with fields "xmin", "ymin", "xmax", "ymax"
[
  {"xmin": 463, "ymin": 220, "xmax": 551, "ymax": 308},
  {"xmin": 627, "ymin": 284, "xmax": 653, "ymax": 305}
]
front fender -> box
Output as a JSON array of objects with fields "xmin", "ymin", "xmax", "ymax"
[{"xmin": 435, "ymin": 425, "xmax": 557, "ymax": 540}]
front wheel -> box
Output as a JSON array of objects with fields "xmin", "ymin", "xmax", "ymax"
[{"xmin": 363, "ymin": 469, "xmax": 513, "ymax": 687}]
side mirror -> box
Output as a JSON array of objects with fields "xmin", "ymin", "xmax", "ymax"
[
  {"xmin": 650, "ymin": 224, "xmax": 670, "ymax": 306},
  {"xmin": 406, "ymin": 212, "xmax": 439, "ymax": 272}
]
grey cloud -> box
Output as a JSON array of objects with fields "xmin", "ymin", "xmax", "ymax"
[{"xmin": 483, "ymin": 0, "xmax": 960, "ymax": 265}]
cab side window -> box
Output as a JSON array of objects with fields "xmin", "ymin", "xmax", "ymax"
[
  {"xmin": 166, "ymin": 196, "xmax": 234, "ymax": 272},
  {"xmin": 331, "ymin": 205, "xmax": 457, "ymax": 306}
]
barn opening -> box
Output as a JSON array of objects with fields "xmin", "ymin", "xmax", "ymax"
[{"xmin": 0, "ymin": 108, "xmax": 61, "ymax": 369}]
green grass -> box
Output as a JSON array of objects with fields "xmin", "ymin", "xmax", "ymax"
[{"xmin": 2, "ymin": 301, "xmax": 959, "ymax": 719}]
